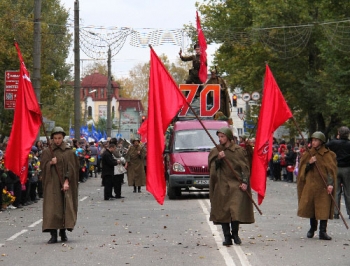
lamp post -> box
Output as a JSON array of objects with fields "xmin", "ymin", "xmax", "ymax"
[{"xmin": 106, "ymin": 47, "xmax": 112, "ymax": 137}]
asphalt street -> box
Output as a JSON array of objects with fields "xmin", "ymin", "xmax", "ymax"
[{"xmin": 0, "ymin": 176, "xmax": 349, "ymax": 266}]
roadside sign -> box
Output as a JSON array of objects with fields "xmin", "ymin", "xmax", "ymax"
[
  {"xmin": 4, "ymin": 70, "xmax": 20, "ymax": 109},
  {"xmin": 244, "ymin": 120, "xmax": 255, "ymax": 129},
  {"xmin": 251, "ymin": 91, "xmax": 260, "ymax": 101},
  {"xmin": 242, "ymin": 93, "xmax": 251, "ymax": 102},
  {"xmin": 237, "ymin": 112, "xmax": 245, "ymax": 120}
]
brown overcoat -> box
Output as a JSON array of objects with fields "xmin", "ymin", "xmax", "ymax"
[
  {"xmin": 208, "ymin": 142, "xmax": 255, "ymax": 224},
  {"xmin": 297, "ymin": 145, "xmax": 337, "ymax": 220},
  {"xmin": 125, "ymin": 144, "xmax": 146, "ymax": 186},
  {"xmin": 41, "ymin": 142, "xmax": 79, "ymax": 232}
]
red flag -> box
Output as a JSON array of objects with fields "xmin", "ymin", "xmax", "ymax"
[
  {"xmin": 250, "ymin": 65, "xmax": 293, "ymax": 205},
  {"xmin": 147, "ymin": 47, "xmax": 187, "ymax": 204},
  {"xmin": 5, "ymin": 42, "xmax": 42, "ymax": 184},
  {"xmin": 196, "ymin": 11, "xmax": 207, "ymax": 83},
  {"xmin": 137, "ymin": 119, "xmax": 148, "ymax": 143}
]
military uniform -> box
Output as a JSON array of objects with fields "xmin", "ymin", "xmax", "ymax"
[
  {"xmin": 209, "ymin": 127, "xmax": 254, "ymax": 246},
  {"xmin": 179, "ymin": 54, "xmax": 202, "ymax": 84},
  {"xmin": 297, "ymin": 131, "xmax": 337, "ymax": 240}
]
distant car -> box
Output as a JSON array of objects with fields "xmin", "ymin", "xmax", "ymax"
[{"xmin": 164, "ymin": 119, "xmax": 230, "ymax": 199}]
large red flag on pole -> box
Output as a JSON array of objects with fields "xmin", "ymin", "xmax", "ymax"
[
  {"xmin": 146, "ymin": 47, "xmax": 187, "ymax": 204},
  {"xmin": 5, "ymin": 42, "xmax": 42, "ymax": 184},
  {"xmin": 250, "ymin": 65, "xmax": 293, "ymax": 205},
  {"xmin": 196, "ymin": 11, "xmax": 207, "ymax": 83}
]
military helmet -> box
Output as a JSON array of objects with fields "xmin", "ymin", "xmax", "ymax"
[
  {"xmin": 132, "ymin": 138, "xmax": 140, "ymax": 144},
  {"xmin": 311, "ymin": 131, "xmax": 326, "ymax": 143},
  {"xmin": 51, "ymin": 126, "xmax": 66, "ymax": 139},
  {"xmin": 216, "ymin": 127, "xmax": 234, "ymax": 141}
]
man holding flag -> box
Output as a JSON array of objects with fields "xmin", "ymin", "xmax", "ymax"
[{"xmin": 178, "ymin": 11, "xmax": 207, "ymax": 85}]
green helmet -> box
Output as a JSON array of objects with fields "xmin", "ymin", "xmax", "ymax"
[
  {"xmin": 132, "ymin": 138, "xmax": 140, "ymax": 144},
  {"xmin": 311, "ymin": 131, "xmax": 326, "ymax": 143},
  {"xmin": 51, "ymin": 126, "xmax": 66, "ymax": 139},
  {"xmin": 216, "ymin": 127, "xmax": 234, "ymax": 141}
]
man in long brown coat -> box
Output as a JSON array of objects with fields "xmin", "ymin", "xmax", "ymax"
[
  {"xmin": 297, "ymin": 131, "xmax": 337, "ymax": 240},
  {"xmin": 209, "ymin": 127, "xmax": 254, "ymax": 246},
  {"xmin": 125, "ymin": 138, "xmax": 146, "ymax": 193},
  {"xmin": 41, "ymin": 127, "xmax": 79, "ymax": 244}
]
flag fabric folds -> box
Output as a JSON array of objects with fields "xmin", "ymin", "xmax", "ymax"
[
  {"xmin": 250, "ymin": 65, "xmax": 293, "ymax": 205},
  {"xmin": 5, "ymin": 42, "xmax": 42, "ymax": 184},
  {"xmin": 137, "ymin": 119, "xmax": 148, "ymax": 143},
  {"xmin": 196, "ymin": 11, "xmax": 207, "ymax": 83},
  {"xmin": 147, "ymin": 47, "xmax": 187, "ymax": 205}
]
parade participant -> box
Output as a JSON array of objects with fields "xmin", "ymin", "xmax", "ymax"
[
  {"xmin": 285, "ymin": 144, "xmax": 296, "ymax": 183},
  {"xmin": 208, "ymin": 127, "xmax": 254, "ymax": 246},
  {"xmin": 110, "ymin": 138, "xmax": 126, "ymax": 198},
  {"xmin": 41, "ymin": 127, "xmax": 79, "ymax": 244},
  {"xmin": 89, "ymin": 141, "xmax": 99, "ymax": 178},
  {"xmin": 326, "ymin": 126, "xmax": 350, "ymax": 219},
  {"xmin": 297, "ymin": 131, "xmax": 337, "ymax": 240},
  {"xmin": 125, "ymin": 138, "xmax": 146, "ymax": 193},
  {"xmin": 206, "ymin": 69, "xmax": 231, "ymax": 117},
  {"xmin": 101, "ymin": 143, "xmax": 119, "ymax": 200},
  {"xmin": 179, "ymin": 43, "xmax": 206, "ymax": 85}
]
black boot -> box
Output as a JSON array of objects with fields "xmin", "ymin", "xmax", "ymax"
[
  {"xmin": 221, "ymin": 223, "xmax": 233, "ymax": 246},
  {"xmin": 59, "ymin": 229, "xmax": 68, "ymax": 242},
  {"xmin": 319, "ymin": 220, "xmax": 332, "ymax": 240},
  {"xmin": 307, "ymin": 218, "xmax": 318, "ymax": 238},
  {"xmin": 133, "ymin": 185, "xmax": 136, "ymax": 193},
  {"xmin": 138, "ymin": 186, "xmax": 141, "ymax": 193},
  {"xmin": 47, "ymin": 229, "xmax": 57, "ymax": 244},
  {"xmin": 231, "ymin": 221, "xmax": 242, "ymax": 244}
]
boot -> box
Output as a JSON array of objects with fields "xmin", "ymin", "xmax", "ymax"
[
  {"xmin": 59, "ymin": 229, "xmax": 68, "ymax": 242},
  {"xmin": 47, "ymin": 229, "xmax": 57, "ymax": 244},
  {"xmin": 319, "ymin": 220, "xmax": 332, "ymax": 240},
  {"xmin": 133, "ymin": 185, "xmax": 137, "ymax": 193},
  {"xmin": 138, "ymin": 186, "xmax": 141, "ymax": 193},
  {"xmin": 307, "ymin": 218, "xmax": 318, "ymax": 238},
  {"xmin": 231, "ymin": 221, "xmax": 242, "ymax": 245},
  {"xmin": 221, "ymin": 223, "xmax": 233, "ymax": 246}
]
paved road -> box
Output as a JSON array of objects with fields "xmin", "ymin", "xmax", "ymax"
[{"xmin": 0, "ymin": 176, "xmax": 349, "ymax": 265}]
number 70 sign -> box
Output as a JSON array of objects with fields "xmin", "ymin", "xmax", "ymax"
[{"xmin": 178, "ymin": 84, "xmax": 220, "ymax": 117}]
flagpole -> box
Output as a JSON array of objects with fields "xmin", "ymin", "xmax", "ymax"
[
  {"xmin": 292, "ymin": 117, "xmax": 348, "ymax": 229},
  {"xmin": 148, "ymin": 45, "xmax": 262, "ymax": 214}
]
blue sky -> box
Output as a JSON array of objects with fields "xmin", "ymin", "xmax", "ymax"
[{"xmin": 60, "ymin": 0, "xmax": 219, "ymax": 78}]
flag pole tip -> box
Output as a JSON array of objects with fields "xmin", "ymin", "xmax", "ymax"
[
  {"xmin": 265, "ymin": 61, "xmax": 268, "ymax": 65},
  {"xmin": 149, "ymin": 44, "xmax": 152, "ymax": 49}
]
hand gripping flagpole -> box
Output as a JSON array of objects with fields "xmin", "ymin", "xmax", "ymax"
[{"xmin": 292, "ymin": 117, "xmax": 348, "ymax": 229}]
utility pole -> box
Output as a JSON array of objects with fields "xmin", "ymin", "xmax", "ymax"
[
  {"xmin": 74, "ymin": 0, "xmax": 81, "ymax": 139},
  {"xmin": 33, "ymin": 0, "xmax": 41, "ymax": 108},
  {"xmin": 106, "ymin": 47, "xmax": 112, "ymax": 137}
]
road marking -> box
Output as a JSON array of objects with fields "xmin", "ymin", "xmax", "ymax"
[
  {"xmin": 7, "ymin": 229, "xmax": 28, "ymax": 241},
  {"xmin": 80, "ymin": 196, "xmax": 88, "ymax": 202},
  {"xmin": 29, "ymin": 219, "xmax": 43, "ymax": 228},
  {"xmin": 198, "ymin": 199, "xmax": 252, "ymax": 266}
]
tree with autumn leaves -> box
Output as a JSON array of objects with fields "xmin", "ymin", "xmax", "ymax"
[
  {"xmin": 196, "ymin": 0, "xmax": 350, "ymax": 138},
  {"xmin": 0, "ymin": 0, "xmax": 72, "ymax": 139}
]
